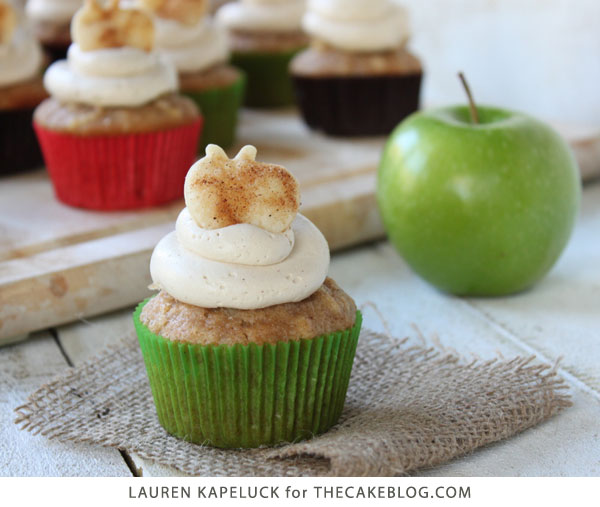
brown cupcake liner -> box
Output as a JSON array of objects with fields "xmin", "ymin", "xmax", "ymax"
[
  {"xmin": 292, "ymin": 72, "xmax": 422, "ymax": 137},
  {"xmin": 0, "ymin": 107, "xmax": 44, "ymax": 175}
]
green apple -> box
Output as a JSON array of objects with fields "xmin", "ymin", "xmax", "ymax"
[{"xmin": 376, "ymin": 105, "xmax": 581, "ymax": 296}]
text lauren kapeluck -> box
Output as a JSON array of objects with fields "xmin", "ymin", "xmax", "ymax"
[{"xmin": 128, "ymin": 486, "xmax": 281, "ymax": 499}]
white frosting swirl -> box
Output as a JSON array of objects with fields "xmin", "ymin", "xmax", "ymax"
[
  {"xmin": 154, "ymin": 17, "xmax": 228, "ymax": 73},
  {"xmin": 0, "ymin": 22, "xmax": 43, "ymax": 87},
  {"xmin": 26, "ymin": 0, "xmax": 82, "ymax": 24},
  {"xmin": 44, "ymin": 43, "xmax": 178, "ymax": 106},
  {"xmin": 303, "ymin": 0, "xmax": 410, "ymax": 52},
  {"xmin": 176, "ymin": 208, "xmax": 295, "ymax": 266},
  {"xmin": 151, "ymin": 213, "xmax": 329, "ymax": 309},
  {"xmin": 216, "ymin": 0, "xmax": 305, "ymax": 33}
]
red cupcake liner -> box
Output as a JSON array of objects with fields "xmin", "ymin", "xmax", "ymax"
[{"xmin": 34, "ymin": 118, "xmax": 202, "ymax": 210}]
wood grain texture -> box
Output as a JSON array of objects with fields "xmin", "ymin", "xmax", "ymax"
[
  {"xmin": 0, "ymin": 110, "xmax": 384, "ymax": 342},
  {"xmin": 57, "ymin": 310, "xmax": 188, "ymax": 477},
  {"xmin": 0, "ymin": 331, "xmax": 131, "ymax": 476},
  {"xmin": 0, "ymin": 110, "xmax": 598, "ymax": 343},
  {"xmin": 560, "ymin": 124, "xmax": 600, "ymax": 182},
  {"xmin": 327, "ymin": 194, "xmax": 600, "ymax": 475},
  {"xmin": 54, "ymin": 179, "xmax": 600, "ymax": 475}
]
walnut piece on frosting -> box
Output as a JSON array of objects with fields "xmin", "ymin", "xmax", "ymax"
[
  {"xmin": 138, "ymin": 0, "xmax": 208, "ymax": 25},
  {"xmin": 184, "ymin": 144, "xmax": 300, "ymax": 234},
  {"xmin": 0, "ymin": 1, "xmax": 16, "ymax": 46},
  {"xmin": 72, "ymin": 0, "xmax": 154, "ymax": 52}
]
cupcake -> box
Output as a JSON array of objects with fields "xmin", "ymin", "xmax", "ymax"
[
  {"xmin": 25, "ymin": 0, "xmax": 81, "ymax": 62},
  {"xmin": 0, "ymin": 0, "xmax": 47, "ymax": 175},
  {"xmin": 139, "ymin": 0, "xmax": 245, "ymax": 150},
  {"xmin": 133, "ymin": 144, "xmax": 362, "ymax": 448},
  {"xmin": 34, "ymin": 0, "xmax": 202, "ymax": 210},
  {"xmin": 290, "ymin": 0, "xmax": 422, "ymax": 136},
  {"xmin": 216, "ymin": 0, "xmax": 307, "ymax": 108}
]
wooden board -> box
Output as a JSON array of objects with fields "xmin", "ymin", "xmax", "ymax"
[
  {"xmin": 0, "ymin": 109, "xmax": 598, "ymax": 343},
  {"xmin": 0, "ymin": 110, "xmax": 384, "ymax": 343},
  {"xmin": 558, "ymin": 123, "xmax": 600, "ymax": 182}
]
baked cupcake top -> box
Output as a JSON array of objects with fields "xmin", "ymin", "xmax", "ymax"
[
  {"xmin": 136, "ymin": 0, "xmax": 228, "ymax": 74},
  {"xmin": 303, "ymin": 0, "xmax": 410, "ymax": 52},
  {"xmin": 43, "ymin": 0, "xmax": 177, "ymax": 107},
  {"xmin": 216, "ymin": 0, "xmax": 306, "ymax": 33},
  {"xmin": 0, "ymin": 0, "xmax": 44, "ymax": 87},
  {"xmin": 150, "ymin": 144, "xmax": 330, "ymax": 309},
  {"xmin": 26, "ymin": 0, "xmax": 82, "ymax": 25}
]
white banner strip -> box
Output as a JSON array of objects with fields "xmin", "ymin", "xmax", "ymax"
[{"xmin": 1, "ymin": 477, "xmax": 598, "ymax": 506}]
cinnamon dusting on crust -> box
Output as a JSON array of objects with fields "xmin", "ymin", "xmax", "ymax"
[
  {"xmin": 72, "ymin": 0, "xmax": 154, "ymax": 52},
  {"xmin": 184, "ymin": 144, "xmax": 300, "ymax": 234}
]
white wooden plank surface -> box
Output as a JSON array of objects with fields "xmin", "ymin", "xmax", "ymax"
[
  {"xmin": 330, "ymin": 244, "xmax": 600, "ymax": 476},
  {"xmin": 57, "ymin": 310, "xmax": 188, "ymax": 477},
  {"xmin": 50, "ymin": 181, "xmax": 600, "ymax": 476},
  {"xmin": 466, "ymin": 183, "xmax": 600, "ymax": 394},
  {"xmin": 8, "ymin": 181, "xmax": 600, "ymax": 476},
  {"xmin": 325, "ymin": 183, "xmax": 600, "ymax": 476},
  {"xmin": 0, "ymin": 332, "xmax": 131, "ymax": 476}
]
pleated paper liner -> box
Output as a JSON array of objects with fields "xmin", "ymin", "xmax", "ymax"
[
  {"xmin": 34, "ymin": 118, "xmax": 202, "ymax": 210},
  {"xmin": 133, "ymin": 299, "xmax": 362, "ymax": 449},
  {"xmin": 0, "ymin": 107, "xmax": 44, "ymax": 175},
  {"xmin": 183, "ymin": 72, "xmax": 246, "ymax": 151},
  {"xmin": 292, "ymin": 72, "xmax": 422, "ymax": 136},
  {"xmin": 231, "ymin": 48, "xmax": 303, "ymax": 108}
]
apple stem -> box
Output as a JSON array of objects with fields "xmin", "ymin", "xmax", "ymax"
[{"xmin": 458, "ymin": 72, "xmax": 480, "ymax": 124}]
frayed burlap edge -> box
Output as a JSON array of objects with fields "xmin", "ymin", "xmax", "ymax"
[{"xmin": 14, "ymin": 330, "xmax": 571, "ymax": 476}]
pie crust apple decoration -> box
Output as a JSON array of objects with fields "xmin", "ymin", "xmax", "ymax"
[
  {"xmin": 72, "ymin": 0, "xmax": 155, "ymax": 52},
  {"xmin": 184, "ymin": 144, "xmax": 300, "ymax": 234},
  {"xmin": 0, "ymin": 0, "xmax": 17, "ymax": 46}
]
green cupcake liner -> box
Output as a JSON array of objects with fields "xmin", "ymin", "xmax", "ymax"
[
  {"xmin": 133, "ymin": 299, "xmax": 362, "ymax": 449},
  {"xmin": 183, "ymin": 72, "xmax": 246, "ymax": 151},
  {"xmin": 230, "ymin": 47, "xmax": 304, "ymax": 108}
]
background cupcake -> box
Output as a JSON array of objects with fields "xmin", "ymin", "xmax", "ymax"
[
  {"xmin": 25, "ymin": 0, "xmax": 81, "ymax": 61},
  {"xmin": 216, "ymin": 0, "xmax": 307, "ymax": 108},
  {"xmin": 34, "ymin": 0, "xmax": 202, "ymax": 210},
  {"xmin": 290, "ymin": 0, "xmax": 422, "ymax": 136},
  {"xmin": 0, "ymin": 0, "xmax": 47, "ymax": 175},
  {"xmin": 140, "ymin": 0, "xmax": 245, "ymax": 151},
  {"xmin": 134, "ymin": 144, "xmax": 362, "ymax": 448}
]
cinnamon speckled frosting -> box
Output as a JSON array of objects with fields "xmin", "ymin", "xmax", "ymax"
[{"xmin": 149, "ymin": 145, "xmax": 330, "ymax": 310}]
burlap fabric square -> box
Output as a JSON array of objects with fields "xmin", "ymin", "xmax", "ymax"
[{"xmin": 14, "ymin": 329, "xmax": 570, "ymax": 476}]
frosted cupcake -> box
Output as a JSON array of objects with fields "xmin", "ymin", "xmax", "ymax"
[
  {"xmin": 291, "ymin": 0, "xmax": 422, "ymax": 136},
  {"xmin": 25, "ymin": 0, "xmax": 81, "ymax": 61},
  {"xmin": 134, "ymin": 144, "xmax": 361, "ymax": 448},
  {"xmin": 34, "ymin": 0, "xmax": 202, "ymax": 210},
  {"xmin": 216, "ymin": 0, "xmax": 307, "ymax": 108},
  {"xmin": 0, "ymin": 0, "xmax": 47, "ymax": 174},
  {"xmin": 139, "ymin": 0, "xmax": 245, "ymax": 150}
]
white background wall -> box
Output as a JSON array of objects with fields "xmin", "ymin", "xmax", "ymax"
[{"xmin": 397, "ymin": 0, "xmax": 600, "ymax": 126}]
